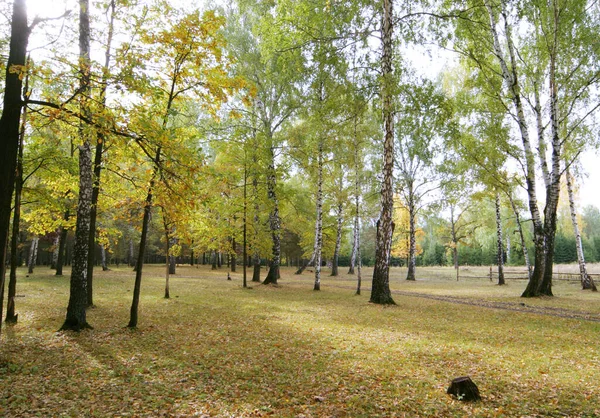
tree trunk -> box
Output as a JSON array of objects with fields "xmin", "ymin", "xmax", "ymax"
[
  {"xmin": 128, "ymin": 148, "xmax": 160, "ymax": 328},
  {"xmin": 100, "ymin": 244, "xmax": 108, "ymax": 271},
  {"xmin": 313, "ymin": 140, "xmax": 324, "ymax": 291},
  {"xmin": 60, "ymin": 0, "xmax": 93, "ymax": 332},
  {"xmin": 495, "ymin": 193, "xmax": 505, "ymax": 285},
  {"xmin": 484, "ymin": 0, "xmax": 548, "ymax": 297},
  {"xmin": 211, "ymin": 250, "xmax": 217, "ymax": 270},
  {"xmin": 406, "ymin": 189, "xmax": 417, "ymax": 281},
  {"xmin": 56, "ymin": 215, "xmax": 69, "ymax": 276},
  {"xmin": 263, "ymin": 145, "xmax": 281, "ymax": 285},
  {"xmin": 51, "ymin": 232, "xmax": 59, "ymax": 270},
  {"xmin": 355, "ymin": 196, "xmax": 362, "ymax": 296},
  {"xmin": 6, "ymin": 111, "xmax": 24, "ymax": 322},
  {"xmin": 370, "ymin": 0, "xmax": 396, "ymax": 305},
  {"xmin": 27, "ymin": 237, "xmax": 39, "ymax": 274},
  {"xmin": 164, "ymin": 227, "xmax": 170, "ymax": 299},
  {"xmin": 508, "ymin": 194, "xmax": 531, "ymax": 280},
  {"xmin": 0, "ymin": 0, "xmax": 29, "ymax": 336},
  {"xmin": 350, "ymin": 129, "xmax": 360, "ymax": 276},
  {"xmin": 331, "ymin": 202, "xmax": 343, "ymax": 277},
  {"xmin": 169, "ymin": 253, "xmax": 176, "ymax": 274},
  {"xmin": 230, "ymin": 237, "xmax": 236, "ymax": 273},
  {"xmin": 566, "ymin": 168, "xmax": 596, "ymax": 291}
]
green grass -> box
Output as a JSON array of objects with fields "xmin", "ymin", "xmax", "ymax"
[{"xmin": 1, "ymin": 264, "xmax": 600, "ymax": 417}]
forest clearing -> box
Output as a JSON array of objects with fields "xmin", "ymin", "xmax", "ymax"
[{"xmin": 1, "ymin": 264, "xmax": 599, "ymax": 417}]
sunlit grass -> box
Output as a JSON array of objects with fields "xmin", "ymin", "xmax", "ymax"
[{"xmin": 1, "ymin": 264, "xmax": 599, "ymax": 417}]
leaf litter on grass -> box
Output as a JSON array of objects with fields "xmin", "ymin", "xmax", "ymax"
[{"xmin": 1, "ymin": 265, "xmax": 600, "ymax": 417}]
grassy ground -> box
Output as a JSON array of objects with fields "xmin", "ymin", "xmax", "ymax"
[{"xmin": 1, "ymin": 264, "xmax": 599, "ymax": 417}]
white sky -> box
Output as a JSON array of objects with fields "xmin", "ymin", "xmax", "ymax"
[{"xmin": 23, "ymin": 0, "xmax": 600, "ymax": 210}]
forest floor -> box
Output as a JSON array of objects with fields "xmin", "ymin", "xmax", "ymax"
[{"xmin": 1, "ymin": 264, "xmax": 600, "ymax": 417}]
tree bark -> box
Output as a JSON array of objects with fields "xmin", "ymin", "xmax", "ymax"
[
  {"xmin": 60, "ymin": 0, "xmax": 93, "ymax": 332},
  {"xmin": 313, "ymin": 140, "xmax": 324, "ymax": 291},
  {"xmin": 128, "ymin": 148, "xmax": 160, "ymax": 328},
  {"xmin": 406, "ymin": 186, "xmax": 417, "ymax": 281},
  {"xmin": 566, "ymin": 168, "xmax": 596, "ymax": 291},
  {"xmin": 495, "ymin": 193, "xmax": 505, "ymax": 285},
  {"xmin": 331, "ymin": 202, "xmax": 343, "ymax": 277},
  {"xmin": 507, "ymin": 194, "xmax": 531, "ymax": 280},
  {"xmin": 6, "ymin": 105, "xmax": 25, "ymax": 323},
  {"xmin": 27, "ymin": 237, "xmax": 39, "ymax": 274},
  {"xmin": 0, "ymin": 0, "xmax": 29, "ymax": 336},
  {"xmin": 100, "ymin": 244, "xmax": 108, "ymax": 271},
  {"xmin": 263, "ymin": 145, "xmax": 281, "ymax": 285},
  {"xmin": 370, "ymin": 0, "xmax": 396, "ymax": 305},
  {"xmin": 484, "ymin": 0, "xmax": 548, "ymax": 297},
  {"xmin": 56, "ymin": 214, "xmax": 69, "ymax": 276}
]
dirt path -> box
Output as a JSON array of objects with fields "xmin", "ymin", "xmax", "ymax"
[
  {"xmin": 285, "ymin": 278, "xmax": 600, "ymax": 322},
  {"xmin": 389, "ymin": 290, "xmax": 600, "ymax": 322}
]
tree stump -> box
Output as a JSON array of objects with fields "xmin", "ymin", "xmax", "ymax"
[{"xmin": 447, "ymin": 376, "xmax": 481, "ymax": 401}]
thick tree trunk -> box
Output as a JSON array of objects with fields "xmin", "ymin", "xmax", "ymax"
[
  {"xmin": 252, "ymin": 253, "xmax": 261, "ymax": 282},
  {"xmin": 6, "ymin": 126, "xmax": 24, "ymax": 323},
  {"xmin": 566, "ymin": 169, "xmax": 595, "ymax": 290},
  {"xmin": 60, "ymin": 0, "xmax": 93, "ymax": 332},
  {"xmin": 263, "ymin": 146, "xmax": 281, "ymax": 285},
  {"xmin": 331, "ymin": 202, "xmax": 343, "ymax": 277},
  {"xmin": 211, "ymin": 250, "xmax": 217, "ymax": 270},
  {"xmin": 370, "ymin": 0, "xmax": 396, "ymax": 305},
  {"xmin": 495, "ymin": 193, "xmax": 505, "ymax": 285},
  {"xmin": 484, "ymin": 0, "xmax": 551, "ymax": 297},
  {"xmin": 0, "ymin": 0, "xmax": 29, "ymax": 336},
  {"xmin": 27, "ymin": 237, "xmax": 39, "ymax": 274}
]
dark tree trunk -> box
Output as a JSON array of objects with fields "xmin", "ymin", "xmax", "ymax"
[
  {"xmin": 495, "ymin": 193, "xmax": 505, "ymax": 286},
  {"xmin": 211, "ymin": 250, "xmax": 217, "ymax": 270},
  {"xmin": 6, "ymin": 99, "xmax": 26, "ymax": 323},
  {"xmin": 406, "ymin": 190, "xmax": 416, "ymax": 281},
  {"xmin": 295, "ymin": 255, "xmax": 314, "ymax": 275},
  {"xmin": 128, "ymin": 149, "xmax": 160, "ymax": 328},
  {"xmin": 231, "ymin": 237, "xmax": 236, "ymax": 273},
  {"xmin": 252, "ymin": 254, "xmax": 261, "ymax": 282},
  {"xmin": 370, "ymin": 0, "xmax": 396, "ymax": 305},
  {"xmin": 190, "ymin": 240, "xmax": 194, "ymax": 266},
  {"xmin": 86, "ymin": 0, "xmax": 115, "ymax": 303},
  {"xmin": 0, "ymin": 0, "xmax": 29, "ymax": 336}
]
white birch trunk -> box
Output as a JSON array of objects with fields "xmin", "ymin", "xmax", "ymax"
[{"xmin": 566, "ymin": 168, "xmax": 596, "ymax": 291}]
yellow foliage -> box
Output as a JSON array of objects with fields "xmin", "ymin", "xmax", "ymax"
[{"xmin": 391, "ymin": 196, "xmax": 424, "ymax": 259}]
